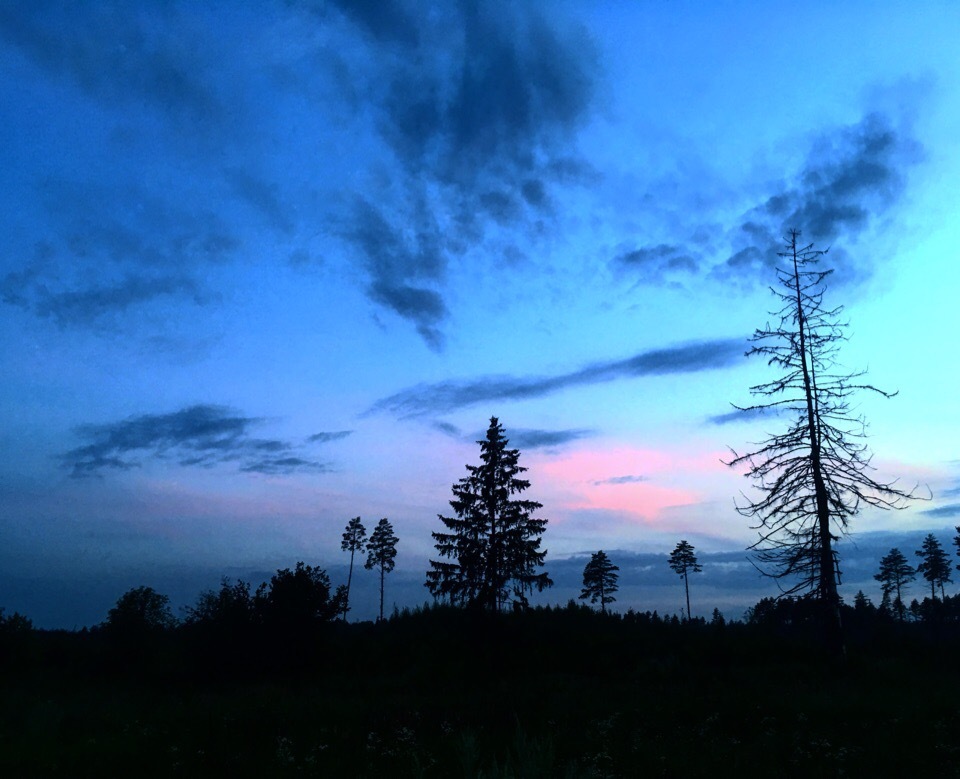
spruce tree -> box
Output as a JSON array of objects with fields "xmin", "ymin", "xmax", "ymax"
[
  {"xmin": 873, "ymin": 548, "xmax": 914, "ymax": 621},
  {"xmin": 668, "ymin": 540, "xmax": 702, "ymax": 621},
  {"xmin": 425, "ymin": 417, "xmax": 552, "ymax": 611},
  {"xmin": 916, "ymin": 534, "xmax": 952, "ymax": 600},
  {"xmin": 365, "ymin": 518, "xmax": 399, "ymax": 622},
  {"xmin": 340, "ymin": 517, "xmax": 367, "ymax": 621},
  {"xmin": 579, "ymin": 550, "xmax": 619, "ymax": 614}
]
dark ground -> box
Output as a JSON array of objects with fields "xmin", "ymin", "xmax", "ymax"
[{"xmin": 3, "ymin": 603, "xmax": 960, "ymax": 777}]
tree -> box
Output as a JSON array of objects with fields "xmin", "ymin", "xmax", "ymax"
[
  {"xmin": 579, "ymin": 550, "xmax": 619, "ymax": 614},
  {"xmin": 255, "ymin": 562, "xmax": 346, "ymax": 630},
  {"xmin": 341, "ymin": 517, "xmax": 367, "ymax": 621},
  {"xmin": 727, "ymin": 230, "xmax": 915, "ymax": 654},
  {"xmin": 365, "ymin": 517, "xmax": 399, "ymax": 621},
  {"xmin": 105, "ymin": 585, "xmax": 177, "ymax": 635},
  {"xmin": 667, "ymin": 540, "xmax": 702, "ymax": 621},
  {"xmin": 915, "ymin": 534, "xmax": 952, "ymax": 600},
  {"xmin": 954, "ymin": 526, "xmax": 960, "ymax": 571},
  {"xmin": 873, "ymin": 548, "xmax": 915, "ymax": 621},
  {"xmin": 425, "ymin": 417, "xmax": 552, "ymax": 611},
  {"xmin": 184, "ymin": 577, "xmax": 255, "ymax": 629}
]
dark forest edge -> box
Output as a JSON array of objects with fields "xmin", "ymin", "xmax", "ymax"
[{"xmin": 4, "ymin": 593, "xmax": 960, "ymax": 776}]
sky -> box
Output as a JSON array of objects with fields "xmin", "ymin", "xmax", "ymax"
[{"xmin": 2, "ymin": 0, "xmax": 959, "ymax": 627}]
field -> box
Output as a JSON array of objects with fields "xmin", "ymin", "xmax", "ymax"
[{"xmin": 3, "ymin": 605, "xmax": 960, "ymax": 777}]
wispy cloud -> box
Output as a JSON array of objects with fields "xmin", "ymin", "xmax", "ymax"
[
  {"xmin": 706, "ymin": 406, "xmax": 788, "ymax": 426},
  {"xmin": 329, "ymin": 0, "xmax": 599, "ymax": 345},
  {"xmin": 306, "ymin": 431, "xmax": 352, "ymax": 444},
  {"xmin": 715, "ymin": 111, "xmax": 920, "ymax": 286},
  {"xmin": 921, "ymin": 504, "xmax": 960, "ymax": 519},
  {"xmin": 616, "ymin": 111, "xmax": 921, "ymax": 290},
  {"xmin": 1, "ymin": 1, "xmax": 601, "ymax": 347},
  {"xmin": 591, "ymin": 474, "xmax": 648, "ymax": 486},
  {"xmin": 371, "ymin": 338, "xmax": 745, "ymax": 418},
  {"xmin": 62, "ymin": 405, "xmax": 342, "ymax": 477},
  {"xmin": 613, "ymin": 244, "xmax": 699, "ymax": 284},
  {"xmin": 506, "ymin": 428, "xmax": 593, "ymax": 450}
]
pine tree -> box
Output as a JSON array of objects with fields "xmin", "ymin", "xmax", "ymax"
[
  {"xmin": 727, "ymin": 230, "xmax": 915, "ymax": 655},
  {"xmin": 953, "ymin": 526, "xmax": 960, "ymax": 571},
  {"xmin": 365, "ymin": 518, "xmax": 399, "ymax": 622},
  {"xmin": 916, "ymin": 534, "xmax": 952, "ymax": 600},
  {"xmin": 579, "ymin": 550, "xmax": 619, "ymax": 614},
  {"xmin": 668, "ymin": 540, "xmax": 702, "ymax": 621},
  {"xmin": 340, "ymin": 517, "xmax": 367, "ymax": 621},
  {"xmin": 873, "ymin": 548, "xmax": 914, "ymax": 621},
  {"xmin": 425, "ymin": 417, "xmax": 552, "ymax": 611}
]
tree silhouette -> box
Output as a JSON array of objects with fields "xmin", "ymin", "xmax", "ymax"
[
  {"xmin": 727, "ymin": 230, "xmax": 915, "ymax": 655},
  {"xmin": 425, "ymin": 417, "xmax": 552, "ymax": 611},
  {"xmin": 916, "ymin": 534, "xmax": 952, "ymax": 600},
  {"xmin": 365, "ymin": 517, "xmax": 399, "ymax": 622},
  {"xmin": 954, "ymin": 526, "xmax": 960, "ymax": 571},
  {"xmin": 579, "ymin": 550, "xmax": 619, "ymax": 614},
  {"xmin": 341, "ymin": 517, "xmax": 367, "ymax": 621},
  {"xmin": 255, "ymin": 562, "xmax": 346, "ymax": 630},
  {"xmin": 105, "ymin": 586, "xmax": 177, "ymax": 640},
  {"xmin": 667, "ymin": 540, "xmax": 702, "ymax": 621},
  {"xmin": 873, "ymin": 548, "xmax": 915, "ymax": 621},
  {"xmin": 185, "ymin": 577, "xmax": 255, "ymax": 629}
]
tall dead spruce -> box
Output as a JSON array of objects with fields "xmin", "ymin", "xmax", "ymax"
[{"xmin": 728, "ymin": 230, "xmax": 916, "ymax": 654}]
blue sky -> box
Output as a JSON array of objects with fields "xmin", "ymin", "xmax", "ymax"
[{"xmin": 2, "ymin": 1, "xmax": 959, "ymax": 626}]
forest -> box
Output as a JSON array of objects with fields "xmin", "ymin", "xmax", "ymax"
[{"xmin": 4, "ymin": 591, "xmax": 960, "ymax": 777}]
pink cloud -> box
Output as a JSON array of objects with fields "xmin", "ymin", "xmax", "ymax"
[{"xmin": 531, "ymin": 445, "xmax": 729, "ymax": 523}]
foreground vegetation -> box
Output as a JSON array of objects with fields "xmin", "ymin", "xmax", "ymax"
[{"xmin": 4, "ymin": 601, "xmax": 960, "ymax": 777}]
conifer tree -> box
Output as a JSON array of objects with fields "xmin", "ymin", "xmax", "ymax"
[
  {"xmin": 340, "ymin": 516, "xmax": 367, "ymax": 621},
  {"xmin": 916, "ymin": 534, "xmax": 952, "ymax": 600},
  {"xmin": 727, "ymin": 230, "xmax": 915, "ymax": 655},
  {"xmin": 873, "ymin": 548, "xmax": 914, "ymax": 621},
  {"xmin": 365, "ymin": 518, "xmax": 398, "ymax": 622},
  {"xmin": 425, "ymin": 417, "xmax": 552, "ymax": 611},
  {"xmin": 954, "ymin": 526, "xmax": 960, "ymax": 571},
  {"xmin": 579, "ymin": 550, "xmax": 619, "ymax": 614},
  {"xmin": 668, "ymin": 540, "xmax": 702, "ymax": 621}
]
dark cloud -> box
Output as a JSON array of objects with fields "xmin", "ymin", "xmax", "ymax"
[
  {"xmin": 921, "ymin": 504, "xmax": 960, "ymax": 519},
  {"xmin": 306, "ymin": 431, "xmax": 352, "ymax": 444},
  {"xmin": 62, "ymin": 405, "xmax": 333, "ymax": 478},
  {"xmin": 0, "ymin": 2, "xmax": 222, "ymax": 124},
  {"xmin": 224, "ymin": 168, "xmax": 293, "ymax": 234},
  {"xmin": 239, "ymin": 456, "xmax": 330, "ymax": 476},
  {"xmin": 591, "ymin": 475, "xmax": 648, "ymax": 486},
  {"xmin": 707, "ymin": 406, "xmax": 788, "ymax": 426},
  {"xmin": 370, "ymin": 338, "xmax": 745, "ymax": 418},
  {"xmin": 345, "ymin": 198, "xmax": 447, "ymax": 348},
  {"xmin": 614, "ymin": 244, "xmax": 699, "ymax": 283},
  {"xmin": 2, "ymin": 175, "xmax": 241, "ymax": 330},
  {"xmin": 505, "ymin": 428, "xmax": 593, "ymax": 450},
  {"xmin": 32, "ymin": 274, "xmax": 209, "ymax": 328},
  {"xmin": 431, "ymin": 421, "xmax": 462, "ymax": 437},
  {"xmin": 323, "ymin": 0, "xmax": 421, "ymax": 46},
  {"xmin": 332, "ymin": 0, "xmax": 599, "ymax": 345},
  {"xmin": 2, "ymin": 1, "xmax": 599, "ymax": 347},
  {"xmin": 714, "ymin": 112, "xmax": 921, "ymax": 285}
]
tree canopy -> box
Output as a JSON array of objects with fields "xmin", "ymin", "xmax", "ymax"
[
  {"xmin": 668, "ymin": 540, "xmax": 702, "ymax": 621},
  {"xmin": 916, "ymin": 534, "xmax": 952, "ymax": 600},
  {"xmin": 580, "ymin": 550, "xmax": 620, "ymax": 614},
  {"xmin": 366, "ymin": 518, "xmax": 399, "ymax": 621}
]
